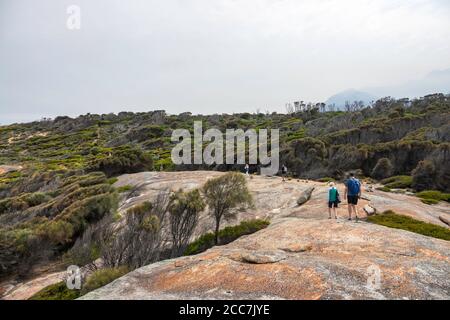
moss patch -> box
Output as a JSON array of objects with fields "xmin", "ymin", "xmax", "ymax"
[
  {"xmin": 29, "ymin": 281, "xmax": 80, "ymax": 300},
  {"xmin": 367, "ymin": 210, "xmax": 450, "ymax": 241}
]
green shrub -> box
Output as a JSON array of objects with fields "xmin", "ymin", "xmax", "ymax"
[
  {"xmin": 185, "ymin": 219, "xmax": 270, "ymax": 256},
  {"xmin": 117, "ymin": 185, "xmax": 133, "ymax": 193},
  {"xmin": 420, "ymin": 198, "xmax": 439, "ymax": 205},
  {"xmin": 88, "ymin": 145, "xmax": 153, "ymax": 177},
  {"xmin": 381, "ymin": 175, "xmax": 413, "ymax": 189},
  {"xmin": 371, "ymin": 158, "xmax": 393, "ymax": 180},
  {"xmin": 376, "ymin": 186, "xmax": 391, "ymax": 192},
  {"xmin": 415, "ymin": 190, "xmax": 450, "ymax": 204},
  {"xmin": 412, "ymin": 160, "xmax": 436, "ymax": 191},
  {"xmin": 367, "ymin": 210, "xmax": 450, "ymax": 241},
  {"xmin": 80, "ymin": 267, "xmax": 129, "ymax": 295},
  {"xmin": 29, "ymin": 281, "xmax": 80, "ymax": 300},
  {"xmin": 107, "ymin": 177, "xmax": 118, "ymax": 185}
]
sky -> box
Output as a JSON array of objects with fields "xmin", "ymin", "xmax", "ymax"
[{"xmin": 1, "ymin": 0, "xmax": 450, "ymax": 124}]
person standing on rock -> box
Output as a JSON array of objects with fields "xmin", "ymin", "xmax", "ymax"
[
  {"xmin": 281, "ymin": 164, "xmax": 287, "ymax": 181},
  {"xmin": 244, "ymin": 163, "xmax": 249, "ymax": 176},
  {"xmin": 344, "ymin": 172, "xmax": 361, "ymax": 221},
  {"xmin": 328, "ymin": 182, "xmax": 339, "ymax": 219}
]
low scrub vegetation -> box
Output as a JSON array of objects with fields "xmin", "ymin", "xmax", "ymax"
[
  {"xmin": 415, "ymin": 190, "xmax": 450, "ymax": 205},
  {"xmin": 367, "ymin": 210, "xmax": 450, "ymax": 241},
  {"xmin": 80, "ymin": 267, "xmax": 129, "ymax": 295},
  {"xmin": 185, "ymin": 219, "xmax": 270, "ymax": 256},
  {"xmin": 29, "ymin": 281, "xmax": 81, "ymax": 300},
  {"xmin": 380, "ymin": 175, "xmax": 413, "ymax": 189}
]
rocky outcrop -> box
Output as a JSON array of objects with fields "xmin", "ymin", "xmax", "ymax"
[
  {"xmin": 79, "ymin": 171, "xmax": 450, "ymax": 300},
  {"xmin": 80, "ymin": 218, "xmax": 449, "ymax": 300}
]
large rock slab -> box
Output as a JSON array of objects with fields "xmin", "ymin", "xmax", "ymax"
[{"xmin": 80, "ymin": 218, "xmax": 450, "ymax": 300}]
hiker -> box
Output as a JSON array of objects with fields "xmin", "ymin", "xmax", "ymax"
[
  {"xmin": 328, "ymin": 182, "xmax": 340, "ymax": 219},
  {"xmin": 344, "ymin": 172, "xmax": 361, "ymax": 221},
  {"xmin": 244, "ymin": 163, "xmax": 249, "ymax": 176},
  {"xmin": 281, "ymin": 164, "xmax": 287, "ymax": 181}
]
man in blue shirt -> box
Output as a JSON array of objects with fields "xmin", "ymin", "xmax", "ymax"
[{"xmin": 344, "ymin": 172, "xmax": 361, "ymax": 221}]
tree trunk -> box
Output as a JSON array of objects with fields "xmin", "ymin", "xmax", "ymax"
[{"xmin": 214, "ymin": 219, "xmax": 220, "ymax": 245}]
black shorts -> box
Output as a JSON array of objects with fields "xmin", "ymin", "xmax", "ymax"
[
  {"xmin": 347, "ymin": 195, "xmax": 359, "ymax": 205},
  {"xmin": 328, "ymin": 201, "xmax": 339, "ymax": 208}
]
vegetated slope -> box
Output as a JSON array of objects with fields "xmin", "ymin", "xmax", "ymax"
[
  {"xmin": 3, "ymin": 172, "xmax": 449, "ymax": 300},
  {"xmin": 0, "ymin": 94, "xmax": 449, "ymax": 280}
]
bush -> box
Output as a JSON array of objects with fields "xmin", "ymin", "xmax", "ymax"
[
  {"xmin": 415, "ymin": 190, "xmax": 450, "ymax": 204},
  {"xmin": 367, "ymin": 210, "xmax": 450, "ymax": 241},
  {"xmin": 100, "ymin": 192, "xmax": 169, "ymax": 270},
  {"xmin": 376, "ymin": 186, "xmax": 391, "ymax": 192},
  {"xmin": 168, "ymin": 189, "xmax": 205, "ymax": 257},
  {"xmin": 80, "ymin": 267, "xmax": 129, "ymax": 295},
  {"xmin": 380, "ymin": 175, "xmax": 413, "ymax": 189},
  {"xmin": 116, "ymin": 185, "xmax": 133, "ymax": 193},
  {"xmin": 184, "ymin": 219, "xmax": 270, "ymax": 256},
  {"xmin": 371, "ymin": 158, "xmax": 393, "ymax": 180},
  {"xmin": 29, "ymin": 281, "xmax": 80, "ymax": 300},
  {"xmin": 412, "ymin": 160, "xmax": 436, "ymax": 191},
  {"xmin": 89, "ymin": 146, "xmax": 153, "ymax": 177}
]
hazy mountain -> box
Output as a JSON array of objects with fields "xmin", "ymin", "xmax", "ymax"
[
  {"xmin": 365, "ymin": 68, "xmax": 450, "ymax": 99},
  {"xmin": 325, "ymin": 89, "xmax": 378, "ymax": 109}
]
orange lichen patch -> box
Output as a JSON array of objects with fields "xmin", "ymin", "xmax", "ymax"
[
  {"xmin": 197, "ymin": 251, "xmax": 222, "ymax": 261},
  {"xmin": 379, "ymin": 266, "xmax": 420, "ymax": 298},
  {"xmin": 417, "ymin": 248, "xmax": 450, "ymax": 263},
  {"xmin": 144, "ymin": 259, "xmax": 326, "ymax": 299}
]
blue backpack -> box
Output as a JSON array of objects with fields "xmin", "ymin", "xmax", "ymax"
[{"xmin": 346, "ymin": 178, "xmax": 361, "ymax": 196}]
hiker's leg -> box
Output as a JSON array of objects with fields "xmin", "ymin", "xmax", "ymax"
[
  {"xmin": 328, "ymin": 207, "xmax": 332, "ymax": 218},
  {"xmin": 333, "ymin": 206, "xmax": 337, "ymax": 218},
  {"xmin": 347, "ymin": 203, "xmax": 352, "ymax": 219}
]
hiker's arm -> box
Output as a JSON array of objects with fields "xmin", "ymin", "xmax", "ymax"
[{"xmin": 344, "ymin": 185, "xmax": 347, "ymax": 199}]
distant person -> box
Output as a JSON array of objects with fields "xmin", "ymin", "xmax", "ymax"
[
  {"xmin": 328, "ymin": 182, "xmax": 340, "ymax": 219},
  {"xmin": 281, "ymin": 164, "xmax": 287, "ymax": 181},
  {"xmin": 244, "ymin": 163, "xmax": 249, "ymax": 176},
  {"xmin": 344, "ymin": 172, "xmax": 361, "ymax": 221}
]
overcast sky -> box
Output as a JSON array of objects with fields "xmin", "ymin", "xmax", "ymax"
[{"xmin": 1, "ymin": 0, "xmax": 450, "ymax": 124}]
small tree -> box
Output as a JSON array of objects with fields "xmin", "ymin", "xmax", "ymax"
[
  {"xmin": 100, "ymin": 191, "xmax": 170, "ymax": 270},
  {"xmin": 412, "ymin": 160, "xmax": 436, "ymax": 191},
  {"xmin": 202, "ymin": 172, "xmax": 252, "ymax": 245},
  {"xmin": 168, "ymin": 189, "xmax": 205, "ymax": 257},
  {"xmin": 371, "ymin": 158, "xmax": 393, "ymax": 180}
]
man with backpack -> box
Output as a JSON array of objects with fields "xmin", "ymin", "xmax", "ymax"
[{"xmin": 344, "ymin": 172, "xmax": 361, "ymax": 221}]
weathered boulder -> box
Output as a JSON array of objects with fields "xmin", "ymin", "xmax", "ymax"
[
  {"xmin": 363, "ymin": 204, "xmax": 376, "ymax": 216},
  {"xmin": 297, "ymin": 187, "xmax": 315, "ymax": 206}
]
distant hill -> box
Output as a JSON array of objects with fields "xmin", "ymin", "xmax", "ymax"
[
  {"xmin": 365, "ymin": 68, "xmax": 450, "ymax": 99},
  {"xmin": 325, "ymin": 89, "xmax": 378, "ymax": 109}
]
